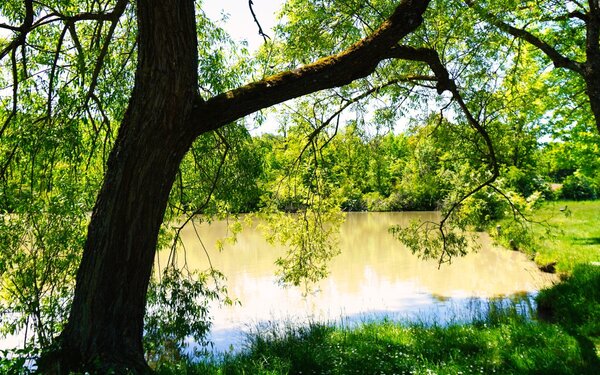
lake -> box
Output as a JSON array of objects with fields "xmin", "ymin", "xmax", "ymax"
[{"xmin": 156, "ymin": 211, "xmax": 556, "ymax": 354}]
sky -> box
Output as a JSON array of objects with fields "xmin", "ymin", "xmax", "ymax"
[
  {"xmin": 201, "ymin": 1, "xmax": 284, "ymax": 133},
  {"xmin": 202, "ymin": 0, "xmax": 282, "ymax": 53}
]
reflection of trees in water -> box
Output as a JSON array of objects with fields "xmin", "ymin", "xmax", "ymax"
[{"xmin": 166, "ymin": 212, "xmax": 554, "ymax": 300}]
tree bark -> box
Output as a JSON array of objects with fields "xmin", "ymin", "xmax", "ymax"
[
  {"xmin": 586, "ymin": 71, "xmax": 600, "ymax": 134},
  {"xmin": 39, "ymin": 0, "xmax": 199, "ymax": 373},
  {"xmin": 585, "ymin": 3, "xmax": 600, "ymax": 134},
  {"xmin": 37, "ymin": 0, "xmax": 432, "ymax": 373}
]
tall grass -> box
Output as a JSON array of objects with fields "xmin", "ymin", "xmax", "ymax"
[{"xmin": 156, "ymin": 276, "xmax": 600, "ymax": 374}]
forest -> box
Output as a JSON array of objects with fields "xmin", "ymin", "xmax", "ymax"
[{"xmin": 0, "ymin": 0, "xmax": 599, "ymax": 373}]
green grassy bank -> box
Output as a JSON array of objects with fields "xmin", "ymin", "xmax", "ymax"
[
  {"xmin": 497, "ymin": 200, "xmax": 600, "ymax": 274},
  {"xmin": 155, "ymin": 265, "xmax": 600, "ymax": 375}
]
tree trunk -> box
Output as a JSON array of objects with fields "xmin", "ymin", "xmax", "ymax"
[
  {"xmin": 585, "ymin": 10, "xmax": 600, "ymax": 134},
  {"xmin": 39, "ymin": 1, "xmax": 200, "ymax": 373},
  {"xmin": 585, "ymin": 69, "xmax": 600, "ymax": 134}
]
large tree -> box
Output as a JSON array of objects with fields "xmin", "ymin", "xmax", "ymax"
[{"xmin": 1, "ymin": 0, "xmax": 446, "ymax": 372}]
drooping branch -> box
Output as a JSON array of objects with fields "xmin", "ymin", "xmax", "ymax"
[
  {"xmin": 0, "ymin": 0, "xmax": 34, "ymax": 61},
  {"xmin": 0, "ymin": 0, "xmax": 129, "ymax": 61},
  {"xmin": 193, "ymin": 0, "xmax": 432, "ymax": 134},
  {"xmin": 47, "ymin": 24, "xmax": 69, "ymax": 120},
  {"xmin": 82, "ymin": 4, "xmax": 127, "ymax": 108},
  {"xmin": 386, "ymin": 45, "xmax": 502, "ymax": 266},
  {"xmin": 387, "ymin": 45, "xmax": 498, "ymax": 176},
  {"xmin": 0, "ymin": 49, "xmax": 19, "ymax": 139}
]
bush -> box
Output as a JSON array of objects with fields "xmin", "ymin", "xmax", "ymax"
[
  {"xmin": 362, "ymin": 191, "xmax": 388, "ymax": 211},
  {"xmin": 504, "ymin": 166, "xmax": 553, "ymax": 199},
  {"xmin": 560, "ymin": 172, "xmax": 598, "ymax": 200},
  {"xmin": 340, "ymin": 187, "xmax": 367, "ymax": 211},
  {"xmin": 455, "ymin": 189, "xmax": 507, "ymax": 231}
]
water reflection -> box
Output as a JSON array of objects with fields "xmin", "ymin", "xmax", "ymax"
[{"xmin": 157, "ymin": 212, "xmax": 556, "ymax": 353}]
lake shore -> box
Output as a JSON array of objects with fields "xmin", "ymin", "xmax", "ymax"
[
  {"xmin": 151, "ymin": 201, "xmax": 600, "ymax": 374},
  {"xmin": 152, "ymin": 264, "xmax": 599, "ymax": 374}
]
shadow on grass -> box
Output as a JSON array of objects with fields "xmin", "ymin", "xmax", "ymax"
[
  {"xmin": 571, "ymin": 237, "xmax": 600, "ymax": 246},
  {"xmin": 537, "ymin": 264, "xmax": 600, "ymax": 373}
]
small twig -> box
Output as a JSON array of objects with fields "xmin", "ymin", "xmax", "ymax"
[{"xmin": 248, "ymin": 0, "xmax": 270, "ymax": 44}]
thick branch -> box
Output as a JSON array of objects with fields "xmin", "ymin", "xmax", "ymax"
[
  {"xmin": 193, "ymin": 0, "xmax": 431, "ymax": 134},
  {"xmin": 553, "ymin": 11, "xmax": 588, "ymax": 22},
  {"xmin": 63, "ymin": 0, "xmax": 128, "ymax": 23}
]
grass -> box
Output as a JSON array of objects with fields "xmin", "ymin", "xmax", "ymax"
[
  {"xmin": 537, "ymin": 264, "xmax": 600, "ymax": 363},
  {"xmin": 498, "ymin": 200, "xmax": 600, "ymax": 274},
  {"xmin": 157, "ymin": 315, "xmax": 597, "ymax": 374}
]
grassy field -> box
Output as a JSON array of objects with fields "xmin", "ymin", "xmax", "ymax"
[{"xmin": 499, "ymin": 200, "xmax": 600, "ymax": 274}]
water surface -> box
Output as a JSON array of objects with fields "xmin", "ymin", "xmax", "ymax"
[{"xmin": 157, "ymin": 212, "xmax": 556, "ymax": 353}]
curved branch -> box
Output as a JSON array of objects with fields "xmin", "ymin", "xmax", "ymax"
[
  {"xmin": 0, "ymin": 0, "xmax": 128, "ymax": 61},
  {"xmin": 248, "ymin": 0, "xmax": 270, "ymax": 43},
  {"xmin": 0, "ymin": 0, "xmax": 34, "ymax": 60},
  {"xmin": 463, "ymin": 0, "xmax": 584, "ymax": 74},
  {"xmin": 83, "ymin": 6, "xmax": 126, "ymax": 107},
  {"xmin": 193, "ymin": 0, "xmax": 431, "ymax": 134},
  {"xmin": 0, "ymin": 49, "xmax": 19, "ymax": 139},
  {"xmin": 387, "ymin": 45, "xmax": 499, "ymax": 177},
  {"xmin": 386, "ymin": 45, "xmax": 502, "ymax": 266},
  {"xmin": 47, "ymin": 24, "xmax": 69, "ymax": 119}
]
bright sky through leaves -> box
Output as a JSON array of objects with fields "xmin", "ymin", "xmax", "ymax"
[{"xmin": 202, "ymin": 0, "xmax": 280, "ymax": 53}]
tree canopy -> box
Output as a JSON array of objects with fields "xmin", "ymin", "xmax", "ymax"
[{"xmin": 0, "ymin": 0, "xmax": 598, "ymax": 373}]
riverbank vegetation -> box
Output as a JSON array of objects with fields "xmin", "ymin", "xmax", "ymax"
[
  {"xmin": 496, "ymin": 201, "xmax": 600, "ymax": 274},
  {"xmin": 153, "ymin": 265, "xmax": 600, "ymax": 375}
]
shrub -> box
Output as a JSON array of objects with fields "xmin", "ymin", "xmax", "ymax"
[{"xmin": 560, "ymin": 172, "xmax": 598, "ymax": 200}]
